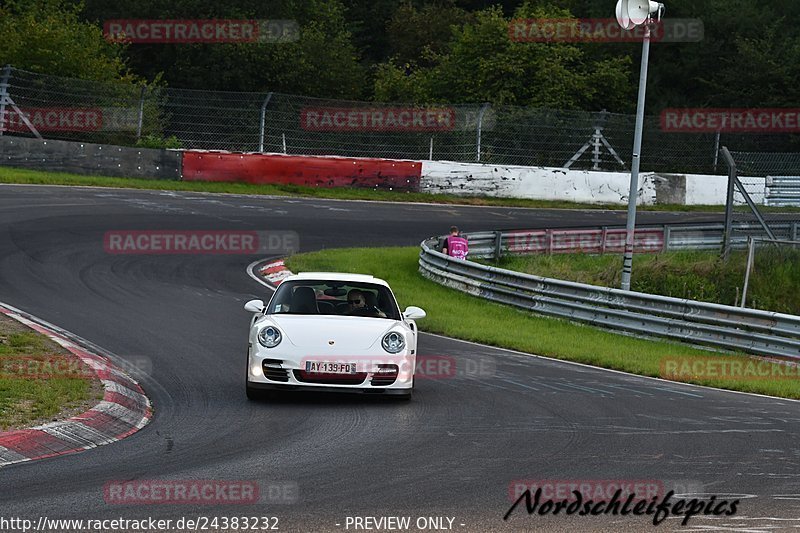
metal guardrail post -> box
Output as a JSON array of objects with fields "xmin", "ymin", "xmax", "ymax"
[
  {"xmin": 476, "ymin": 103, "xmax": 490, "ymax": 162},
  {"xmin": 258, "ymin": 92, "xmax": 274, "ymax": 153},
  {"xmin": 136, "ymin": 85, "xmax": 146, "ymax": 141},
  {"xmin": 720, "ymin": 146, "xmax": 736, "ymax": 260},
  {"xmin": 663, "ymin": 225, "xmax": 670, "ymax": 253},
  {"xmin": 741, "ymin": 236, "xmax": 756, "ymax": 308},
  {"xmin": 601, "ymin": 227, "xmax": 608, "ymax": 254},
  {"xmin": 0, "ymin": 65, "xmax": 12, "ymax": 137},
  {"xmin": 494, "ymin": 231, "xmax": 502, "ymax": 261}
]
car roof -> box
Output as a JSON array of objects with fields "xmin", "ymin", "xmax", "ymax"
[{"xmin": 284, "ymin": 272, "xmax": 390, "ymax": 287}]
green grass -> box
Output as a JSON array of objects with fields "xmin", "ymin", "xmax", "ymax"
[
  {"xmin": 286, "ymin": 246, "xmax": 800, "ymax": 399},
  {"xmin": 0, "ymin": 317, "xmax": 98, "ymax": 430},
  {"xmin": 484, "ymin": 248, "xmax": 800, "ymax": 315},
  {"xmin": 3, "ymin": 165, "xmax": 793, "ymax": 212}
]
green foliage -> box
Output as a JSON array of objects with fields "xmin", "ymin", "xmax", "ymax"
[
  {"xmin": 374, "ymin": 3, "xmax": 632, "ymax": 109},
  {"xmin": 80, "ymin": 0, "xmax": 367, "ymax": 97},
  {"xmin": 5, "ymin": 0, "xmax": 800, "ymax": 114},
  {"xmin": 384, "ymin": 2, "xmax": 471, "ymax": 67},
  {"xmin": 135, "ymin": 134, "xmax": 182, "ymax": 149},
  {"xmin": 0, "ymin": 315, "xmax": 94, "ymax": 429},
  {"xmin": 492, "ymin": 249, "xmax": 800, "ymax": 315},
  {"xmin": 0, "ymin": 0, "xmax": 132, "ymax": 82}
]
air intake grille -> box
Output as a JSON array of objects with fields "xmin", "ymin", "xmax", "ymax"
[{"xmin": 262, "ymin": 361, "xmax": 289, "ymax": 382}]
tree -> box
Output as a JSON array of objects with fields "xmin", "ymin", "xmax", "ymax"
[
  {"xmin": 78, "ymin": 0, "xmax": 367, "ymax": 97},
  {"xmin": 0, "ymin": 0, "xmax": 132, "ymax": 82},
  {"xmin": 374, "ymin": 3, "xmax": 632, "ymax": 110},
  {"xmin": 385, "ymin": 2, "xmax": 472, "ymax": 68}
]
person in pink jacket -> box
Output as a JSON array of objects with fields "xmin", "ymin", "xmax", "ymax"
[{"xmin": 442, "ymin": 226, "xmax": 469, "ymax": 260}]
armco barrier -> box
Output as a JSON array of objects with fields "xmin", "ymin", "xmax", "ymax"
[
  {"xmin": 464, "ymin": 223, "xmax": 800, "ymax": 259},
  {"xmin": 766, "ymin": 176, "xmax": 800, "ymax": 207},
  {"xmin": 182, "ymin": 151, "xmax": 422, "ymax": 190},
  {"xmin": 420, "ymin": 228, "xmax": 800, "ymax": 359}
]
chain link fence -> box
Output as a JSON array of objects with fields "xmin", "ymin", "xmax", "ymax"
[
  {"xmin": 728, "ymin": 150, "xmax": 800, "ymax": 237},
  {"xmin": 4, "ymin": 66, "xmax": 800, "ymax": 174},
  {"xmin": 717, "ymin": 149, "xmax": 800, "ymax": 312}
]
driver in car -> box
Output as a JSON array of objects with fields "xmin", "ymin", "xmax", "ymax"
[{"xmin": 346, "ymin": 289, "xmax": 386, "ymax": 317}]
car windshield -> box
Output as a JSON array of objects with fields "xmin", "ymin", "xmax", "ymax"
[{"xmin": 267, "ymin": 279, "xmax": 401, "ymax": 320}]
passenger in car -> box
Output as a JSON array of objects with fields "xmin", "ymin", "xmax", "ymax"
[
  {"xmin": 291, "ymin": 286, "xmax": 318, "ymax": 314},
  {"xmin": 363, "ymin": 291, "xmax": 387, "ymax": 318}
]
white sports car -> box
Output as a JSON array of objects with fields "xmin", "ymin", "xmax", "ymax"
[{"xmin": 244, "ymin": 272, "xmax": 426, "ymax": 400}]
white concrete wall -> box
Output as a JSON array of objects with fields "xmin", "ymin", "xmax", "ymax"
[
  {"xmin": 683, "ymin": 174, "xmax": 765, "ymax": 205},
  {"xmin": 419, "ymin": 160, "xmax": 658, "ymax": 205},
  {"xmin": 684, "ymin": 174, "xmax": 728, "ymax": 205},
  {"xmin": 420, "ymin": 160, "xmax": 766, "ymax": 206}
]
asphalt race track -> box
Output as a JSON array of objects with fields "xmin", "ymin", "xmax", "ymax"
[{"xmin": 2, "ymin": 183, "xmax": 800, "ymax": 532}]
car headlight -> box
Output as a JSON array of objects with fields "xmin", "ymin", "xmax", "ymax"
[
  {"xmin": 382, "ymin": 331, "xmax": 405, "ymax": 354},
  {"xmin": 258, "ymin": 326, "xmax": 282, "ymax": 348}
]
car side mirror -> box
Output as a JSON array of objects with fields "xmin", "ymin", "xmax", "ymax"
[
  {"xmin": 402, "ymin": 306, "xmax": 426, "ymax": 320},
  {"xmin": 244, "ymin": 299, "xmax": 265, "ymax": 313}
]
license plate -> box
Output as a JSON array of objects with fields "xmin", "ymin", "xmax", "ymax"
[{"xmin": 305, "ymin": 361, "xmax": 357, "ymax": 374}]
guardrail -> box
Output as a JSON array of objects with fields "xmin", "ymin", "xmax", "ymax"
[
  {"xmin": 767, "ymin": 176, "xmax": 800, "ymax": 207},
  {"xmin": 464, "ymin": 222, "xmax": 800, "ymax": 259},
  {"xmin": 420, "ymin": 224, "xmax": 800, "ymax": 359}
]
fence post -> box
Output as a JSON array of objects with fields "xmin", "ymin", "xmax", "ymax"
[
  {"xmin": 258, "ymin": 92, "xmax": 273, "ymax": 153},
  {"xmin": 494, "ymin": 231, "xmax": 502, "ymax": 262},
  {"xmin": 712, "ymin": 130, "xmax": 721, "ymax": 173},
  {"xmin": 282, "ymin": 133, "xmax": 287, "ymax": 154},
  {"xmin": 601, "ymin": 226, "xmax": 608, "ymax": 254},
  {"xmin": 0, "ymin": 65, "xmax": 12, "ymax": 137},
  {"xmin": 741, "ymin": 236, "xmax": 756, "ymax": 308},
  {"xmin": 720, "ymin": 146, "xmax": 736, "ymax": 260},
  {"xmin": 136, "ymin": 85, "xmax": 147, "ymax": 141},
  {"xmin": 663, "ymin": 224, "xmax": 670, "ymax": 253},
  {"xmin": 476, "ymin": 102, "xmax": 490, "ymax": 162}
]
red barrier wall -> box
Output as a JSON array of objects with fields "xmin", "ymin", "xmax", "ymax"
[{"xmin": 181, "ymin": 151, "xmax": 421, "ymax": 190}]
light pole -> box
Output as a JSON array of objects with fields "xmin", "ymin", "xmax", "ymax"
[{"xmin": 615, "ymin": 0, "xmax": 664, "ymax": 291}]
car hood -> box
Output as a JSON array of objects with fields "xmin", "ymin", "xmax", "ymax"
[{"xmin": 261, "ymin": 315, "xmax": 398, "ymax": 350}]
